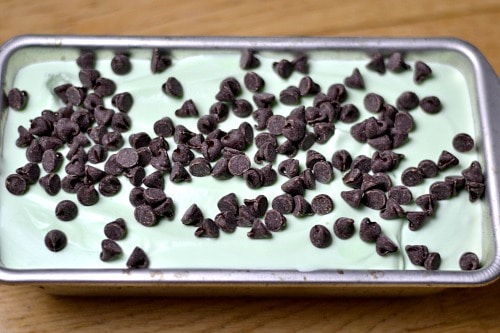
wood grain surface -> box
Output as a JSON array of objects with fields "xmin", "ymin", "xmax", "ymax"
[{"xmin": 0, "ymin": 0, "xmax": 499, "ymax": 332}]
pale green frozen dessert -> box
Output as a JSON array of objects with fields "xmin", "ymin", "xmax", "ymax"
[{"xmin": 0, "ymin": 48, "xmax": 485, "ymax": 271}]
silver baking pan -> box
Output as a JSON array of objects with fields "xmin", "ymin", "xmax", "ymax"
[{"xmin": 0, "ymin": 35, "xmax": 498, "ymax": 296}]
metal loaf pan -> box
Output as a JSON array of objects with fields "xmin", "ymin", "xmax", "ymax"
[{"xmin": 0, "ymin": 35, "xmax": 499, "ymax": 296}]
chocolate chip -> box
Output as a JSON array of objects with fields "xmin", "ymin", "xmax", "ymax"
[
  {"xmin": 417, "ymin": 159, "xmax": 438, "ymax": 178},
  {"xmin": 76, "ymin": 51, "xmax": 95, "ymax": 69},
  {"xmin": 276, "ymin": 139, "xmax": 298, "ymax": 158},
  {"xmin": 44, "ymin": 230, "xmax": 67, "ymax": 252},
  {"xmin": 264, "ymin": 209, "xmax": 286, "ymax": 231},
  {"xmin": 376, "ymin": 234, "xmax": 398, "ymax": 256},
  {"xmin": 341, "ymin": 189, "xmax": 363, "ymax": 208},
  {"xmin": 420, "ymin": 96, "xmax": 442, "ymax": 114},
  {"xmin": 239, "ymin": 121, "xmax": 254, "ymax": 147},
  {"xmin": 313, "ymin": 122, "xmax": 334, "ymax": 144},
  {"xmin": 134, "ymin": 204, "xmax": 157, "ymax": 226},
  {"xmin": 216, "ymin": 77, "xmax": 241, "ymax": 102},
  {"xmin": 128, "ymin": 187, "xmax": 145, "ymax": 207},
  {"xmin": 29, "ymin": 117, "xmax": 52, "ymax": 137},
  {"xmin": 237, "ymin": 204, "xmax": 258, "ymax": 227},
  {"xmin": 243, "ymin": 195, "xmax": 268, "ymax": 218},
  {"xmin": 152, "ymin": 117, "xmax": 174, "ymax": 137},
  {"xmin": 364, "ymin": 93, "xmax": 384, "ymax": 112},
  {"xmin": 466, "ymin": 181, "xmax": 485, "ymax": 202},
  {"xmin": 309, "ymin": 225, "xmax": 332, "ymax": 248},
  {"xmin": 77, "ymin": 184, "xmax": 99, "ymax": 206},
  {"xmin": 111, "ymin": 112, "xmax": 131, "ymax": 133},
  {"xmin": 254, "ymin": 142, "xmax": 277, "ymax": 164},
  {"xmin": 380, "ymin": 198, "xmax": 405, "ymax": 220},
  {"xmin": 291, "ymin": 195, "xmax": 312, "ymax": 217},
  {"xmin": 175, "ymin": 99, "xmax": 198, "ymax": 118},
  {"xmin": 405, "ymin": 245, "xmax": 429, "ymax": 266},
  {"xmin": 278, "ymin": 158, "xmax": 300, "ymax": 178},
  {"xmin": 8, "ymin": 88, "xmax": 28, "ymax": 110},
  {"xmin": 459, "ymin": 252, "xmax": 481, "ymax": 270},
  {"xmin": 452, "ymin": 133, "xmax": 475, "ymax": 152},
  {"xmin": 55, "ymin": 200, "xmax": 78, "ymax": 221},
  {"xmin": 394, "ymin": 111, "xmax": 413, "ymax": 133},
  {"xmin": 211, "ymin": 158, "xmax": 232, "ymax": 180},
  {"xmin": 273, "ymin": 59, "xmax": 294, "ymax": 78},
  {"xmin": 61, "ymin": 175, "xmax": 83, "ymax": 194},
  {"xmin": 149, "ymin": 136, "xmax": 169, "ymax": 156},
  {"xmin": 362, "ymin": 189, "xmax": 387, "ymax": 210},
  {"xmin": 388, "ymin": 185, "xmax": 412, "ymax": 205},
  {"xmin": 272, "ymin": 193, "xmax": 294, "ymax": 214},
  {"xmin": 279, "ymin": 86, "xmax": 301, "ymax": 105},
  {"xmin": 415, "ymin": 194, "xmax": 435, "ymax": 216},
  {"xmin": 151, "ymin": 48, "xmax": 171, "ymax": 73},
  {"xmin": 344, "ymin": 68, "xmax": 364, "ymax": 89},
  {"xmin": 267, "ymin": 115, "xmax": 286, "ymax": 136},
  {"xmin": 247, "ymin": 219, "xmax": 272, "ymax": 239},
  {"xmin": 126, "ymin": 246, "xmax": 149, "ymax": 269},
  {"xmin": 102, "ymin": 131, "xmax": 124, "ymax": 151},
  {"xmin": 331, "ymin": 149, "xmax": 352, "ymax": 172},
  {"xmin": 124, "ymin": 166, "xmax": 144, "ymax": 186},
  {"xmin": 94, "ymin": 77, "xmax": 116, "ymax": 97},
  {"xmin": 251, "ymin": 107, "xmax": 273, "ymax": 130},
  {"xmin": 172, "ymin": 144, "xmax": 194, "ymax": 166},
  {"xmin": 351, "ymin": 154, "xmax": 372, "ymax": 173},
  {"xmin": 445, "ymin": 175, "xmax": 466, "ymax": 196},
  {"xmin": 387, "ymin": 52, "xmax": 410, "ymax": 72},
  {"xmin": 299, "ymin": 168, "xmax": 316, "ymax": 190},
  {"xmin": 401, "ymin": 167, "xmax": 424, "ymax": 187},
  {"xmin": 366, "ymin": 52, "xmax": 386, "ymax": 74},
  {"xmin": 189, "ymin": 157, "xmax": 212, "ymax": 177},
  {"xmin": 396, "ymin": 91, "xmax": 419, "ymax": 111},
  {"xmin": 414, "ymin": 61, "xmax": 432, "ymax": 84},
  {"xmin": 424, "ymin": 252, "xmax": 441, "ymax": 270},
  {"xmin": 16, "ymin": 162, "xmax": 40, "ymax": 185},
  {"xmin": 429, "ymin": 181, "xmax": 453, "ymax": 201},
  {"xmin": 296, "ymin": 76, "xmax": 319, "ymax": 96},
  {"xmin": 281, "ymin": 176, "xmax": 305, "ymax": 196},
  {"xmin": 240, "ymin": 49, "xmax": 260, "ymax": 69},
  {"xmin": 150, "ymin": 149, "xmax": 172, "ymax": 172},
  {"xmin": 311, "ymin": 194, "xmax": 334, "ymax": 215},
  {"xmin": 79, "ymin": 68, "xmax": 100, "ymax": 89},
  {"xmin": 194, "ymin": 218, "xmax": 220, "ymax": 238},
  {"xmin": 334, "ymin": 217, "xmax": 355, "ymax": 240},
  {"xmin": 100, "ymin": 239, "xmax": 123, "ymax": 262},
  {"xmin": 350, "ymin": 121, "xmax": 367, "ymax": 143},
  {"xmin": 371, "ymin": 150, "xmax": 403, "ymax": 173},
  {"xmin": 288, "ymin": 105, "xmax": 306, "ymax": 122},
  {"xmin": 407, "ymin": 211, "xmax": 427, "ymax": 231},
  {"xmin": 110, "ymin": 92, "xmax": 133, "ymax": 113},
  {"xmin": 228, "ymin": 154, "xmax": 250, "ymax": 176},
  {"xmin": 162, "ymin": 77, "xmax": 183, "ymax": 98},
  {"xmin": 104, "ymin": 218, "xmax": 127, "ymax": 240},
  {"xmin": 39, "ymin": 173, "xmax": 61, "ymax": 195},
  {"xmin": 242, "ymin": 71, "xmax": 264, "ymax": 92},
  {"xmin": 217, "ymin": 193, "xmax": 239, "ymax": 215},
  {"xmin": 253, "ymin": 92, "xmax": 275, "ymax": 108},
  {"xmin": 292, "ymin": 54, "xmax": 308, "ymax": 73},
  {"xmin": 260, "ymin": 163, "xmax": 277, "ymax": 186},
  {"xmin": 312, "ymin": 161, "xmax": 334, "ymax": 184},
  {"xmin": 15, "ymin": 125, "xmax": 34, "ymax": 148},
  {"xmin": 359, "ymin": 218, "xmax": 381, "ymax": 242},
  {"xmin": 462, "ymin": 161, "xmax": 484, "ymax": 183},
  {"xmin": 110, "ymin": 53, "xmax": 131, "ymax": 75},
  {"xmin": 437, "ymin": 150, "xmax": 459, "ymax": 171},
  {"xmin": 214, "ymin": 211, "xmax": 237, "ymax": 233},
  {"xmin": 342, "ymin": 168, "xmax": 363, "ymax": 189}
]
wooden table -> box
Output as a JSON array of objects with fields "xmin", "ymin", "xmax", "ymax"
[{"xmin": 0, "ymin": 0, "xmax": 499, "ymax": 331}]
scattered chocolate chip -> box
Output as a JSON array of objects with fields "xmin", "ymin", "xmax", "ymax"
[
  {"xmin": 83, "ymin": 92, "xmax": 104, "ymax": 110},
  {"xmin": 445, "ymin": 175, "xmax": 466, "ymax": 196},
  {"xmin": 312, "ymin": 161, "xmax": 334, "ymax": 184},
  {"xmin": 273, "ymin": 59, "xmax": 294, "ymax": 78},
  {"xmin": 100, "ymin": 239, "xmax": 123, "ymax": 262},
  {"xmin": 55, "ymin": 200, "xmax": 78, "ymax": 221},
  {"xmin": 39, "ymin": 173, "xmax": 61, "ymax": 195},
  {"xmin": 437, "ymin": 150, "xmax": 459, "ymax": 171},
  {"xmin": 281, "ymin": 176, "xmax": 305, "ymax": 196},
  {"xmin": 311, "ymin": 194, "xmax": 334, "ymax": 215},
  {"xmin": 388, "ymin": 185, "xmax": 412, "ymax": 205},
  {"xmin": 77, "ymin": 184, "xmax": 99, "ymax": 206},
  {"xmin": 341, "ymin": 189, "xmax": 363, "ymax": 208},
  {"xmin": 309, "ymin": 225, "xmax": 332, "ymax": 248},
  {"xmin": 126, "ymin": 166, "xmax": 145, "ymax": 186},
  {"xmin": 279, "ymin": 86, "xmax": 301, "ymax": 105},
  {"xmin": 359, "ymin": 218, "xmax": 381, "ymax": 242},
  {"xmin": 452, "ymin": 133, "xmax": 475, "ymax": 152},
  {"xmin": 244, "ymin": 71, "xmax": 264, "ymax": 92},
  {"xmin": 244, "ymin": 195, "xmax": 268, "ymax": 217},
  {"xmin": 366, "ymin": 52, "xmax": 386, "ymax": 74},
  {"xmin": 79, "ymin": 68, "xmax": 100, "ymax": 88},
  {"xmin": 292, "ymin": 195, "xmax": 312, "ymax": 217},
  {"xmin": 195, "ymin": 218, "xmax": 220, "ymax": 238},
  {"xmin": 253, "ymin": 92, "xmax": 275, "ymax": 108},
  {"xmin": 376, "ymin": 234, "xmax": 398, "ymax": 256},
  {"xmin": 162, "ymin": 77, "xmax": 183, "ymax": 97},
  {"xmin": 44, "ymin": 230, "xmax": 67, "ymax": 252},
  {"xmin": 212, "ymin": 211, "xmax": 236, "ymax": 233},
  {"xmin": 240, "ymin": 49, "xmax": 260, "ymax": 69},
  {"xmin": 5, "ymin": 174, "xmax": 28, "ymax": 195},
  {"xmin": 429, "ymin": 181, "xmax": 453, "ymax": 201},
  {"xmin": 8, "ymin": 88, "xmax": 28, "ymax": 110},
  {"xmin": 334, "ymin": 217, "xmax": 355, "ymax": 240},
  {"xmin": 351, "ymin": 154, "xmax": 372, "ymax": 173},
  {"xmin": 415, "ymin": 194, "xmax": 435, "ymax": 216},
  {"xmin": 420, "ymin": 96, "xmax": 442, "ymax": 114},
  {"xmin": 466, "ymin": 181, "xmax": 485, "ymax": 202},
  {"xmin": 424, "ymin": 252, "xmax": 441, "ymax": 270},
  {"xmin": 272, "ymin": 193, "xmax": 294, "ymax": 214},
  {"xmin": 153, "ymin": 117, "xmax": 175, "ymax": 137},
  {"xmin": 126, "ymin": 246, "xmax": 149, "ymax": 269},
  {"xmin": 189, "ymin": 157, "xmax": 212, "ymax": 177},
  {"xmin": 134, "ymin": 204, "xmax": 157, "ymax": 227},
  {"xmin": 387, "ymin": 52, "xmax": 410, "ymax": 72},
  {"xmin": 462, "ymin": 161, "xmax": 484, "ymax": 183},
  {"xmin": 396, "ymin": 91, "xmax": 419, "ymax": 111},
  {"xmin": 298, "ymin": 76, "xmax": 320, "ymax": 96},
  {"xmin": 292, "ymin": 54, "xmax": 308, "ymax": 73},
  {"xmin": 111, "ymin": 92, "xmax": 133, "ymax": 112},
  {"xmin": 417, "ymin": 159, "xmax": 438, "ymax": 178},
  {"xmin": 175, "ymin": 99, "xmax": 199, "ymax": 118},
  {"xmin": 414, "ymin": 61, "xmax": 432, "ymax": 84},
  {"xmin": 407, "ymin": 211, "xmax": 427, "ymax": 231},
  {"xmin": 15, "ymin": 125, "xmax": 34, "ymax": 148},
  {"xmin": 228, "ymin": 154, "xmax": 250, "ymax": 176},
  {"xmin": 313, "ymin": 122, "xmax": 335, "ymax": 144},
  {"xmin": 247, "ymin": 219, "xmax": 272, "ymax": 239},
  {"xmin": 344, "ymin": 68, "xmax": 365, "ymax": 89},
  {"xmin": 278, "ymin": 158, "xmax": 300, "ymax": 178},
  {"xmin": 276, "ymin": 139, "xmax": 298, "ymax": 158},
  {"xmin": 405, "ymin": 245, "xmax": 429, "ymax": 266},
  {"xmin": 331, "ymin": 150, "xmax": 352, "ymax": 172},
  {"xmin": 16, "ymin": 162, "xmax": 40, "ymax": 184},
  {"xmin": 151, "ymin": 48, "xmax": 171, "ymax": 73},
  {"xmin": 104, "ymin": 218, "xmax": 127, "ymax": 240},
  {"xmin": 94, "ymin": 77, "xmax": 116, "ymax": 97},
  {"xmin": 267, "ymin": 115, "xmax": 286, "ymax": 136},
  {"xmin": 364, "ymin": 93, "xmax": 384, "ymax": 112},
  {"xmin": 459, "ymin": 252, "xmax": 481, "ymax": 270},
  {"xmin": 150, "ymin": 149, "xmax": 172, "ymax": 172},
  {"xmin": 77, "ymin": 51, "xmax": 95, "ymax": 69},
  {"xmin": 264, "ymin": 209, "xmax": 286, "ymax": 231},
  {"xmin": 401, "ymin": 167, "xmax": 424, "ymax": 187},
  {"xmin": 380, "ymin": 198, "xmax": 405, "ymax": 220},
  {"xmin": 362, "ymin": 189, "xmax": 387, "ymax": 210},
  {"xmin": 110, "ymin": 53, "xmax": 131, "ymax": 75}
]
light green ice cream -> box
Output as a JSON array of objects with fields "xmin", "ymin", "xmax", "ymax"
[{"xmin": 0, "ymin": 50, "xmax": 485, "ymax": 271}]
